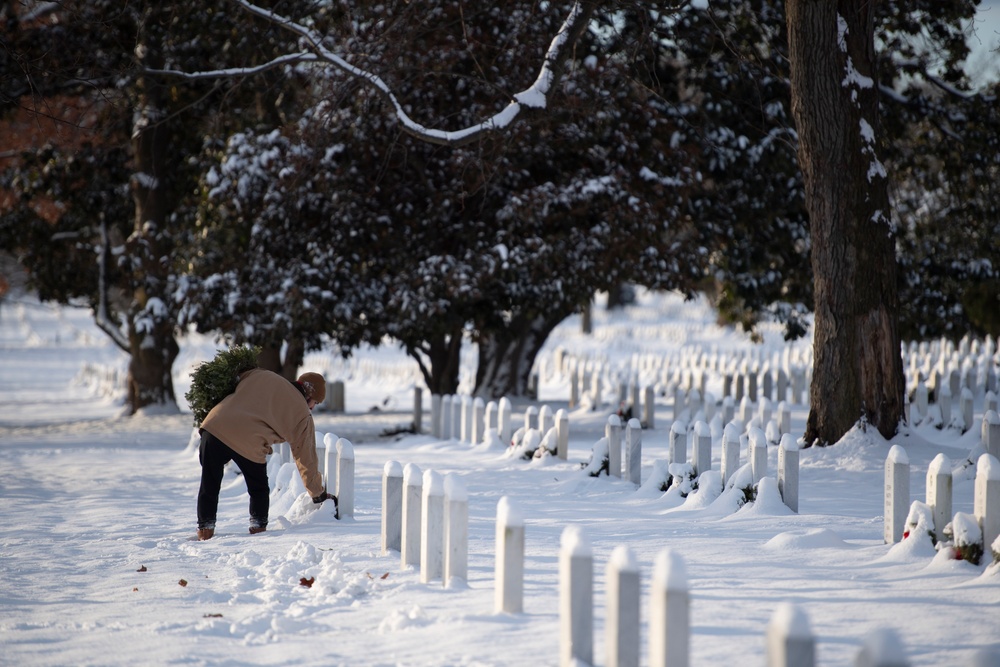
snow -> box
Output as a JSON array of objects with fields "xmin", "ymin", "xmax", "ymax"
[{"xmin": 2, "ymin": 291, "xmax": 1000, "ymax": 666}]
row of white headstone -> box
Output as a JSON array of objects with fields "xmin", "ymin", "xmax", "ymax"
[
  {"xmin": 380, "ymin": 462, "xmax": 469, "ymax": 586},
  {"xmin": 380, "ymin": 481, "xmax": 996, "ymax": 667},
  {"xmin": 550, "ymin": 522, "xmax": 987, "ymax": 667},
  {"xmin": 884, "ymin": 444, "xmax": 1000, "ymax": 558}
]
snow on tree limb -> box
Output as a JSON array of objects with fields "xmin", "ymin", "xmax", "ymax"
[
  {"xmin": 154, "ymin": 0, "xmax": 596, "ymax": 147},
  {"xmin": 147, "ymin": 51, "xmax": 319, "ymax": 80}
]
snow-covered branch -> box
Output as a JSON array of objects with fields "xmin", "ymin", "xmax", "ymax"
[
  {"xmin": 146, "ymin": 51, "xmax": 318, "ymax": 80},
  {"xmin": 220, "ymin": 0, "xmax": 597, "ymax": 147}
]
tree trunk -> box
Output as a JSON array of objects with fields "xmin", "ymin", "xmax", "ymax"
[
  {"xmin": 475, "ymin": 311, "xmax": 566, "ymax": 399},
  {"xmin": 125, "ymin": 7, "xmax": 180, "ymax": 414},
  {"xmin": 257, "ymin": 339, "xmax": 304, "ymax": 381},
  {"xmin": 786, "ymin": 0, "xmax": 904, "ymax": 445},
  {"xmin": 408, "ymin": 330, "xmax": 463, "ymax": 396}
]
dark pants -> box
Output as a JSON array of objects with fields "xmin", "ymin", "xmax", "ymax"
[{"xmin": 197, "ymin": 431, "xmax": 269, "ymax": 530}]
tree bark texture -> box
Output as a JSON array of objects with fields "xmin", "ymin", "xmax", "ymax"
[{"xmin": 786, "ymin": 0, "xmax": 904, "ymax": 444}]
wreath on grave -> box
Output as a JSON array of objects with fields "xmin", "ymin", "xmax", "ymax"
[{"xmin": 185, "ymin": 345, "xmax": 260, "ymax": 426}]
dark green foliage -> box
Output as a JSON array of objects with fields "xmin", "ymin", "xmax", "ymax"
[{"xmin": 185, "ymin": 345, "xmax": 260, "ymax": 426}]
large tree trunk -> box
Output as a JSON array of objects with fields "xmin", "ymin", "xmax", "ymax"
[
  {"xmin": 786, "ymin": 0, "xmax": 904, "ymax": 445},
  {"xmin": 125, "ymin": 6, "xmax": 180, "ymax": 414},
  {"xmin": 475, "ymin": 311, "xmax": 565, "ymax": 399}
]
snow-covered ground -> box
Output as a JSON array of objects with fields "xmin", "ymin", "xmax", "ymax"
[{"xmin": 1, "ymin": 291, "xmax": 998, "ymax": 666}]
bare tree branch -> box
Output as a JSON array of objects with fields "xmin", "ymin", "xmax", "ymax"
[
  {"xmin": 146, "ymin": 51, "xmax": 319, "ymax": 80},
  {"xmin": 213, "ymin": 0, "xmax": 598, "ymax": 147}
]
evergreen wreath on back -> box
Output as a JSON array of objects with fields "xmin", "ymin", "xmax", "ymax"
[{"xmin": 185, "ymin": 345, "xmax": 260, "ymax": 426}]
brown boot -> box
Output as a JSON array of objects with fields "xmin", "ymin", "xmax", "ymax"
[
  {"xmin": 197, "ymin": 528, "xmax": 215, "ymax": 540},
  {"xmin": 249, "ymin": 525, "xmax": 266, "ymax": 535}
]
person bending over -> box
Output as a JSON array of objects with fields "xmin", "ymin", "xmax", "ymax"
[{"xmin": 196, "ymin": 369, "xmax": 337, "ymax": 540}]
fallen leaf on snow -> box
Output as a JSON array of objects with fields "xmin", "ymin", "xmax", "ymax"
[
  {"xmin": 178, "ymin": 579, "xmax": 188, "ymax": 587},
  {"xmin": 203, "ymin": 613, "xmax": 223, "ymax": 618},
  {"xmin": 299, "ymin": 576, "xmax": 315, "ymax": 588},
  {"xmin": 136, "ymin": 565, "xmax": 147, "ymax": 572},
  {"xmin": 380, "ymin": 572, "xmax": 389, "ymax": 580}
]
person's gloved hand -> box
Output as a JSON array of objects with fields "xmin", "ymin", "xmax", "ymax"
[{"xmin": 312, "ymin": 491, "xmax": 340, "ymax": 519}]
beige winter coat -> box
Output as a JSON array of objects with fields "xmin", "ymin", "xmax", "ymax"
[{"xmin": 200, "ymin": 368, "xmax": 324, "ymax": 498}]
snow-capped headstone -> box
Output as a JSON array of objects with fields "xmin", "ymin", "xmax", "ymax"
[
  {"xmin": 451, "ymin": 395, "xmax": 462, "ymax": 442},
  {"xmin": 327, "ymin": 379, "xmax": 345, "ymax": 413},
  {"xmin": 960, "ymin": 388, "xmax": 974, "ymax": 432},
  {"xmin": 538, "ymin": 404, "xmax": 553, "ymax": 436},
  {"xmin": 401, "ymin": 463, "xmax": 423, "ymax": 568},
  {"xmin": 460, "ymin": 394, "xmax": 471, "ymax": 443},
  {"xmin": 335, "ymin": 438, "xmax": 354, "ymax": 519},
  {"xmin": 759, "ymin": 396, "xmax": 772, "ymax": 426},
  {"xmin": 884, "ymin": 446, "xmax": 910, "ymax": 544},
  {"xmin": 669, "ymin": 420, "xmax": 687, "ymax": 466},
  {"xmin": 431, "ymin": 393, "xmax": 442, "ymax": 438},
  {"xmin": 692, "ymin": 421, "xmax": 711, "ymax": 478},
  {"xmin": 484, "ymin": 400, "xmax": 497, "ymax": 440},
  {"xmin": 778, "ymin": 434, "xmax": 800, "ymax": 513},
  {"xmin": 495, "ymin": 496, "xmax": 524, "ymax": 614},
  {"xmin": 443, "ymin": 474, "xmax": 468, "ymax": 588},
  {"xmin": 559, "ymin": 525, "xmax": 593, "ymax": 667},
  {"xmin": 791, "ymin": 368, "xmax": 805, "ymax": 405},
  {"xmin": 750, "ymin": 427, "xmax": 768, "ymax": 485},
  {"xmin": 524, "ymin": 404, "xmax": 538, "ymax": 432},
  {"xmin": 762, "ymin": 367, "xmax": 773, "ymax": 403},
  {"xmin": 626, "ymin": 418, "xmax": 642, "ymax": 486},
  {"xmin": 854, "ymin": 627, "xmax": 909, "ymax": 667},
  {"xmin": 721, "ymin": 421, "xmax": 742, "ymax": 486},
  {"xmin": 915, "ymin": 380, "xmax": 928, "ymax": 419},
  {"xmin": 315, "ymin": 432, "xmax": 327, "ymax": 480},
  {"xmin": 472, "ymin": 397, "xmax": 485, "ymax": 446},
  {"xmin": 605, "ymin": 545, "xmax": 640, "ymax": 667},
  {"xmin": 673, "ymin": 385, "xmax": 685, "ymax": 421},
  {"xmin": 381, "ymin": 460, "xmax": 403, "ymax": 555},
  {"xmin": 441, "ymin": 395, "xmax": 452, "ymax": 440},
  {"xmin": 722, "ymin": 395, "xmax": 735, "ymax": 425},
  {"xmin": 766, "ymin": 602, "xmax": 815, "ymax": 667},
  {"xmin": 420, "ymin": 469, "xmax": 444, "ymax": 584},
  {"xmin": 974, "ymin": 453, "xmax": 1000, "ymax": 553},
  {"xmin": 938, "ymin": 384, "xmax": 952, "ymax": 427},
  {"xmin": 323, "ymin": 433, "xmax": 338, "ymax": 485},
  {"xmin": 925, "ymin": 453, "xmax": 952, "ymax": 543},
  {"xmin": 498, "ymin": 397, "xmax": 512, "ymax": 446},
  {"xmin": 650, "ymin": 548, "xmax": 689, "ymax": 667},
  {"xmin": 778, "ymin": 401, "xmax": 791, "ymax": 436},
  {"xmin": 556, "ymin": 409, "xmax": 569, "ymax": 460},
  {"xmin": 607, "ymin": 415, "xmax": 622, "ymax": 478},
  {"xmin": 413, "ymin": 387, "xmax": 423, "ymax": 434}
]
